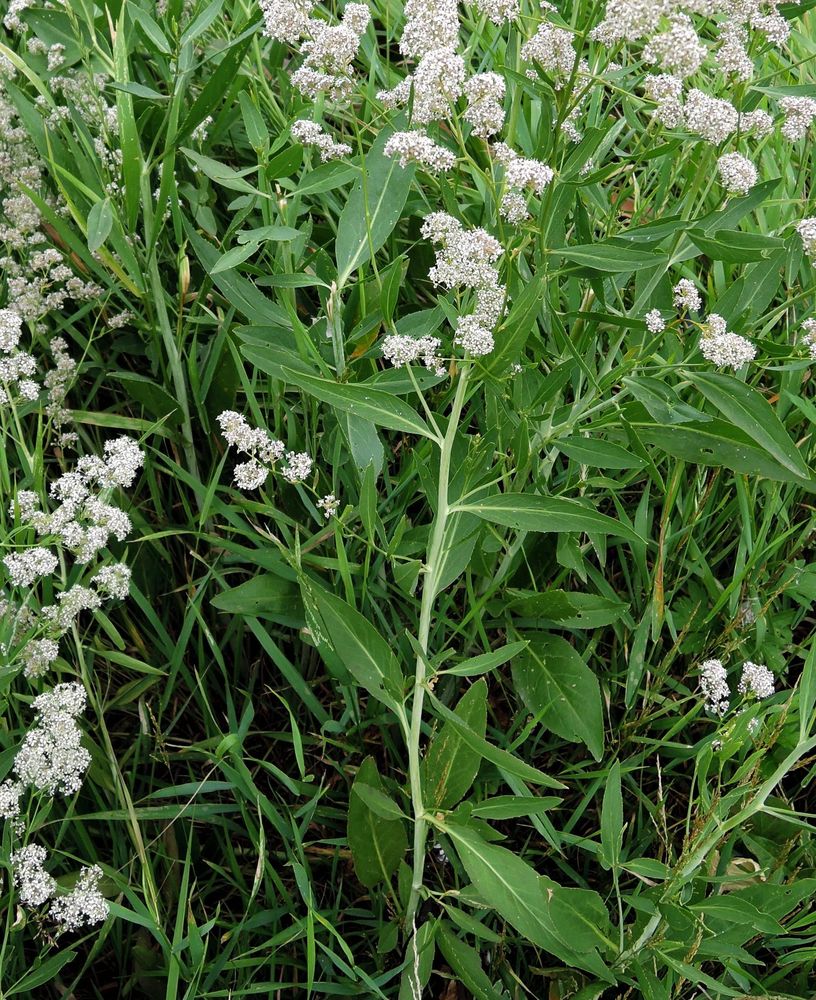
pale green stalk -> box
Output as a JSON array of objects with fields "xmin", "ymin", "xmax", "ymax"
[{"xmin": 404, "ymin": 363, "xmax": 471, "ymax": 930}]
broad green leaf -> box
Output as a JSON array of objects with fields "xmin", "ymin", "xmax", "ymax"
[
  {"xmin": 305, "ymin": 584, "xmax": 404, "ymax": 710},
  {"xmin": 436, "ymin": 924, "xmax": 506, "ymax": 1000},
  {"xmin": 236, "ymin": 225, "xmax": 302, "ymax": 244},
  {"xmin": 422, "ymin": 679, "xmax": 488, "ymax": 809},
  {"xmin": 559, "ymin": 243, "xmax": 663, "ymax": 273},
  {"xmin": 512, "ymin": 634, "xmax": 604, "ymax": 761},
  {"xmin": 7, "ymin": 951, "xmax": 78, "ymax": 995},
  {"xmin": 211, "ymin": 574, "xmax": 304, "ymax": 628},
  {"xmin": 279, "ymin": 367, "xmax": 435, "ymax": 439},
  {"xmin": 113, "ymin": 6, "xmax": 142, "ymax": 228},
  {"xmin": 445, "ymin": 824, "xmax": 613, "ymax": 979},
  {"xmin": 460, "ymin": 493, "xmax": 641, "ymax": 542},
  {"xmin": 398, "ymin": 920, "xmax": 435, "ymax": 1000},
  {"xmin": 336, "ymin": 127, "xmax": 415, "ymax": 286},
  {"xmin": 86, "ymin": 197, "xmax": 113, "ymax": 253},
  {"xmin": 629, "ymin": 409, "xmax": 816, "ymax": 490},
  {"xmin": 426, "ymin": 689, "xmax": 565, "ymax": 789},
  {"xmin": 599, "ymin": 761, "xmax": 623, "ymax": 870},
  {"xmin": 444, "ymin": 640, "xmax": 529, "ymax": 677},
  {"xmin": 623, "ymin": 376, "xmax": 711, "ymax": 425},
  {"xmin": 210, "ymin": 242, "xmax": 258, "ymax": 274},
  {"xmin": 348, "ymin": 758, "xmax": 407, "ymax": 889},
  {"xmin": 471, "ymin": 795, "xmax": 561, "ymax": 819},
  {"xmin": 688, "ymin": 228, "xmax": 785, "ymax": 263},
  {"xmin": 128, "ymin": 4, "xmax": 171, "ymax": 54},
  {"xmin": 181, "ymin": 148, "xmax": 265, "ymax": 196},
  {"xmin": 690, "ymin": 371, "xmax": 810, "ymax": 477},
  {"xmin": 283, "ymin": 161, "xmax": 357, "ymax": 196},
  {"xmin": 239, "ymin": 90, "xmax": 268, "ymax": 153},
  {"xmin": 508, "ymin": 590, "xmax": 629, "ymax": 629},
  {"xmin": 555, "ymin": 435, "xmax": 646, "ymax": 469},
  {"xmin": 352, "ymin": 782, "xmax": 407, "ymax": 821}
]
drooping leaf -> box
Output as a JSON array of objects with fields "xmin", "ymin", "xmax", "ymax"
[
  {"xmin": 461, "ymin": 494, "xmax": 642, "ymax": 542},
  {"xmin": 348, "ymin": 757, "xmax": 407, "ymax": 888},
  {"xmin": 335, "ymin": 127, "xmax": 415, "ymax": 286},
  {"xmin": 422, "ymin": 679, "xmax": 488, "ymax": 809},
  {"xmin": 599, "ymin": 761, "xmax": 623, "ymax": 871},
  {"xmin": 512, "ymin": 634, "xmax": 604, "ymax": 761}
]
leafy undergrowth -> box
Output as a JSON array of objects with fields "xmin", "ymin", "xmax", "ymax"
[{"xmin": 1, "ymin": 0, "xmax": 816, "ymax": 997}]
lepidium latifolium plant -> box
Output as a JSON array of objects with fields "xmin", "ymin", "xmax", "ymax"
[{"xmin": 2, "ymin": 0, "xmax": 816, "ymax": 994}]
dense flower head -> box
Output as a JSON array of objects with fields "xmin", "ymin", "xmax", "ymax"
[
  {"xmin": 291, "ymin": 120, "xmax": 352, "ymax": 161},
  {"xmin": 699, "ymin": 657, "xmax": 730, "ymax": 716},
  {"xmin": 779, "ymin": 96, "xmax": 816, "ymax": 141},
  {"xmin": 399, "ymin": 0, "xmax": 459, "ymax": 58},
  {"xmin": 384, "ymin": 130, "xmax": 456, "ymax": 172},
  {"xmin": 291, "ymin": 4, "xmax": 371, "ymax": 101},
  {"xmin": 0, "ymin": 306, "xmax": 23, "ymax": 352},
  {"xmin": 797, "ymin": 217, "xmax": 816, "ymax": 264},
  {"xmin": 700, "ymin": 314, "xmax": 756, "ymax": 369},
  {"xmin": 717, "ymin": 152, "xmax": 758, "ymax": 195},
  {"xmin": 382, "ymin": 333, "xmax": 446, "ymax": 375},
  {"xmin": 469, "ymin": 0, "xmax": 519, "ymax": 23},
  {"xmin": 13, "ymin": 682, "xmax": 91, "ymax": 796},
  {"xmin": 464, "ymin": 73, "xmax": 506, "ymax": 138},
  {"xmin": 520, "ymin": 20, "xmax": 575, "ymax": 81},
  {"xmin": 802, "ymin": 318, "xmax": 816, "ymax": 360},
  {"xmin": 645, "ymin": 309, "xmax": 665, "ymax": 333},
  {"xmin": 3, "ymin": 546, "xmax": 58, "ymax": 587},
  {"xmin": 50, "ymin": 864, "xmax": 109, "ymax": 931},
  {"xmin": 11, "ymin": 844, "xmax": 57, "ymax": 906},
  {"xmin": 674, "ymin": 279, "xmax": 702, "ymax": 312},
  {"xmin": 259, "ymin": 0, "xmax": 316, "ymax": 42},
  {"xmin": 644, "ymin": 14, "xmax": 707, "ymax": 79},
  {"xmin": 738, "ymin": 661, "xmax": 775, "ymax": 699},
  {"xmin": 684, "ymin": 89, "xmax": 739, "ymax": 144},
  {"xmin": 218, "ymin": 411, "xmax": 312, "ymax": 490}
]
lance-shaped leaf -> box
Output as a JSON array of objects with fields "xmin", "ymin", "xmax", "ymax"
[
  {"xmin": 690, "ymin": 371, "xmax": 810, "ymax": 477},
  {"xmin": 445, "ymin": 823, "xmax": 614, "ymax": 981},
  {"xmin": 279, "ymin": 368, "xmax": 435, "ymax": 440},
  {"xmin": 348, "ymin": 758, "xmax": 407, "ymax": 888},
  {"xmin": 459, "ymin": 494, "xmax": 641, "ymax": 542},
  {"xmin": 422, "ymin": 679, "xmax": 488, "ymax": 809},
  {"xmin": 305, "ymin": 583, "xmax": 404, "ymax": 711},
  {"xmin": 512, "ymin": 634, "xmax": 604, "ymax": 761}
]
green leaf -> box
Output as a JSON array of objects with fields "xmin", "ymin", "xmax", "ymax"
[
  {"xmin": 484, "ymin": 273, "xmax": 545, "ymax": 375},
  {"xmin": 599, "ymin": 761, "xmax": 623, "ymax": 870},
  {"xmin": 305, "ymin": 583, "xmax": 404, "ymax": 711},
  {"xmin": 437, "ymin": 924, "xmax": 506, "ymax": 1000},
  {"xmin": 283, "ymin": 161, "xmax": 357, "ymax": 196},
  {"xmin": 444, "ymin": 640, "xmax": 529, "ymax": 677},
  {"xmin": 239, "ymin": 90, "xmax": 268, "ymax": 153},
  {"xmin": 460, "ymin": 493, "xmax": 642, "ymax": 542},
  {"xmin": 86, "ymin": 197, "xmax": 113, "ymax": 253},
  {"xmin": 471, "ymin": 795, "xmax": 561, "ymax": 819},
  {"xmin": 422, "ymin": 679, "xmax": 488, "ymax": 809},
  {"xmin": 348, "ymin": 758, "xmax": 407, "ymax": 888},
  {"xmin": 559, "ymin": 243, "xmax": 663, "ymax": 273},
  {"xmin": 445, "ymin": 824, "xmax": 613, "ymax": 979},
  {"xmin": 512, "ymin": 634, "xmax": 604, "ymax": 761},
  {"xmin": 336, "ymin": 127, "xmax": 415, "ymax": 286},
  {"xmin": 352, "ymin": 782, "xmax": 407, "ymax": 820},
  {"xmin": 629, "ymin": 410, "xmax": 816, "ymax": 489},
  {"xmin": 690, "ymin": 371, "xmax": 810, "ymax": 477},
  {"xmin": 211, "ymin": 574, "xmax": 304, "ymax": 628},
  {"xmin": 508, "ymin": 590, "xmax": 629, "ymax": 629},
  {"xmin": 210, "ymin": 242, "xmax": 258, "ymax": 274},
  {"xmin": 7, "ymin": 951, "xmax": 77, "ymax": 995},
  {"xmin": 555, "ymin": 436, "xmax": 647, "ymax": 469},
  {"xmin": 181, "ymin": 148, "xmax": 266, "ymax": 196},
  {"xmin": 278, "ymin": 367, "xmax": 435, "ymax": 440},
  {"xmin": 128, "ymin": 4, "xmax": 172, "ymax": 54},
  {"xmin": 426, "ymin": 689, "xmax": 565, "ymax": 789},
  {"xmin": 689, "ymin": 228, "xmax": 785, "ymax": 263},
  {"xmin": 236, "ymin": 225, "xmax": 302, "ymax": 244},
  {"xmin": 623, "ymin": 376, "xmax": 711, "ymax": 425}
]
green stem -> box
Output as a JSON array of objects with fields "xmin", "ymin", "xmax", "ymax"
[{"xmin": 404, "ymin": 363, "xmax": 471, "ymax": 930}]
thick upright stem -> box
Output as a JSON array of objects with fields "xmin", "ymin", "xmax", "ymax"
[{"xmin": 404, "ymin": 364, "xmax": 471, "ymax": 930}]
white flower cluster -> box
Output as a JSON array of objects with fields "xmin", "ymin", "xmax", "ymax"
[
  {"xmin": 421, "ymin": 213, "xmax": 505, "ymax": 356},
  {"xmin": 493, "ymin": 142, "xmax": 555, "ymax": 223},
  {"xmin": 645, "ymin": 309, "xmax": 665, "ymax": 333},
  {"xmin": 217, "ymin": 410, "xmax": 313, "ymax": 490},
  {"xmin": 379, "ymin": 48, "xmax": 465, "ymax": 124},
  {"xmin": 643, "ymin": 14, "xmax": 706, "ymax": 79},
  {"xmin": 12, "ymin": 682, "xmax": 91, "ymax": 796},
  {"xmin": 673, "ymin": 278, "xmax": 701, "ymax": 312},
  {"xmin": 11, "ymin": 845, "xmax": 108, "ymax": 932},
  {"xmin": 520, "ymin": 17, "xmax": 576, "ymax": 83},
  {"xmin": 699, "ymin": 313, "xmax": 756, "ymax": 370},
  {"xmin": 464, "ymin": 73, "xmax": 506, "ymax": 138},
  {"xmin": 779, "ymin": 96, "xmax": 816, "ymax": 141},
  {"xmin": 382, "ymin": 333, "xmax": 446, "ymax": 376},
  {"xmin": 698, "ymin": 657, "xmax": 776, "ymax": 718},
  {"xmin": 0, "ymin": 307, "xmax": 38, "ymax": 405},
  {"xmin": 699, "ymin": 658, "xmax": 730, "ymax": 716},
  {"xmin": 796, "ymin": 217, "xmax": 816, "ymax": 265},
  {"xmin": 801, "ymin": 318, "xmax": 816, "ymax": 361},
  {"xmin": 260, "ymin": 0, "xmax": 368, "ymax": 100},
  {"xmin": 291, "ymin": 120, "xmax": 352, "ymax": 161},
  {"xmin": 2, "ymin": 440, "xmax": 140, "ymax": 678},
  {"xmin": 717, "ymin": 152, "xmax": 757, "ymax": 196},
  {"xmin": 737, "ymin": 661, "xmax": 776, "ymax": 699},
  {"xmin": 317, "ymin": 493, "xmax": 340, "ymax": 519},
  {"xmin": 384, "ymin": 130, "xmax": 456, "ymax": 173},
  {"xmin": 292, "ymin": 4, "xmax": 371, "ymax": 101}
]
